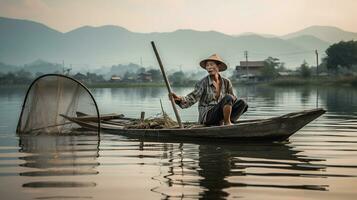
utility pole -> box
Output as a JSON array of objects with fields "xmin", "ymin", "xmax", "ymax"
[
  {"xmin": 140, "ymin": 57, "xmax": 143, "ymax": 67},
  {"xmin": 244, "ymin": 50, "xmax": 249, "ymax": 77},
  {"xmin": 315, "ymin": 50, "xmax": 319, "ymax": 76},
  {"xmin": 315, "ymin": 50, "xmax": 319, "ymax": 108},
  {"xmin": 244, "ymin": 50, "xmax": 249, "ymax": 103},
  {"xmin": 68, "ymin": 64, "xmax": 72, "ymax": 75},
  {"xmin": 62, "ymin": 60, "xmax": 65, "ymax": 74}
]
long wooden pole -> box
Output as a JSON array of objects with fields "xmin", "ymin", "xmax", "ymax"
[{"xmin": 151, "ymin": 41, "xmax": 183, "ymax": 128}]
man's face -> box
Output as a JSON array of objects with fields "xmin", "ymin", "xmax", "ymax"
[{"xmin": 205, "ymin": 61, "xmax": 219, "ymax": 75}]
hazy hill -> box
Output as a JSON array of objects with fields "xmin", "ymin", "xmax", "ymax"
[
  {"xmin": 282, "ymin": 25, "xmax": 357, "ymax": 43},
  {"xmin": 0, "ymin": 62, "xmax": 20, "ymax": 73},
  {"xmin": 234, "ymin": 32, "xmax": 277, "ymax": 38},
  {"xmin": 0, "ymin": 17, "xmax": 63, "ymax": 64},
  {"xmin": 285, "ymin": 35, "xmax": 331, "ymax": 52},
  {"xmin": 23, "ymin": 59, "xmax": 63, "ymax": 75},
  {"xmin": 1, "ymin": 17, "xmax": 356, "ymax": 70}
]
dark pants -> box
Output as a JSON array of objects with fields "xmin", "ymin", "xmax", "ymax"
[{"xmin": 205, "ymin": 95, "xmax": 248, "ymax": 126}]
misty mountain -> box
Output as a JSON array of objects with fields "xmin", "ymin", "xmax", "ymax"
[
  {"xmin": 0, "ymin": 59, "xmax": 62, "ymax": 75},
  {"xmin": 234, "ymin": 32, "xmax": 277, "ymax": 38},
  {"xmin": 1, "ymin": 17, "xmax": 355, "ymax": 70},
  {"xmin": 285, "ymin": 35, "xmax": 330, "ymax": 52},
  {"xmin": 0, "ymin": 62, "xmax": 20, "ymax": 73},
  {"xmin": 282, "ymin": 25, "xmax": 357, "ymax": 43},
  {"xmin": 23, "ymin": 59, "xmax": 63, "ymax": 75},
  {"xmin": 0, "ymin": 17, "xmax": 63, "ymax": 64}
]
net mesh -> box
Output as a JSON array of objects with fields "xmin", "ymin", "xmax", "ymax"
[{"xmin": 17, "ymin": 74, "xmax": 100, "ymax": 135}]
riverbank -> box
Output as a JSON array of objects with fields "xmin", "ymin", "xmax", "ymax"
[
  {"xmin": 0, "ymin": 82, "xmax": 167, "ymax": 89},
  {"xmin": 2, "ymin": 76, "xmax": 357, "ymax": 89},
  {"xmin": 87, "ymin": 82, "xmax": 166, "ymax": 88},
  {"xmin": 265, "ymin": 76, "xmax": 357, "ymax": 87}
]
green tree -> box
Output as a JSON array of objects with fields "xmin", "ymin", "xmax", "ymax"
[
  {"xmin": 86, "ymin": 72, "xmax": 105, "ymax": 83},
  {"xmin": 15, "ymin": 69, "xmax": 32, "ymax": 79},
  {"xmin": 262, "ymin": 57, "xmax": 279, "ymax": 79},
  {"xmin": 147, "ymin": 69, "xmax": 162, "ymax": 82},
  {"xmin": 136, "ymin": 67, "xmax": 146, "ymax": 74},
  {"xmin": 299, "ymin": 60, "xmax": 311, "ymax": 78},
  {"xmin": 123, "ymin": 71, "xmax": 135, "ymax": 82},
  {"xmin": 325, "ymin": 40, "xmax": 357, "ymax": 72},
  {"xmin": 169, "ymin": 71, "xmax": 186, "ymax": 86},
  {"xmin": 277, "ymin": 62, "xmax": 287, "ymax": 72}
]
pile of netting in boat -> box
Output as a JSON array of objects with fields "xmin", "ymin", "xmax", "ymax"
[{"xmin": 124, "ymin": 112, "xmax": 178, "ymax": 129}]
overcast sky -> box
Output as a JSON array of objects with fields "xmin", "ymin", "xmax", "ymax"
[{"xmin": 0, "ymin": 0, "xmax": 356, "ymax": 35}]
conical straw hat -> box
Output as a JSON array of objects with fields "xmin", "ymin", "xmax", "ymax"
[{"xmin": 199, "ymin": 54, "xmax": 227, "ymax": 72}]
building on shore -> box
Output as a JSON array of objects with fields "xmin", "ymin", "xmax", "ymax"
[
  {"xmin": 277, "ymin": 71, "xmax": 298, "ymax": 77},
  {"xmin": 137, "ymin": 72, "xmax": 153, "ymax": 82},
  {"xmin": 235, "ymin": 61, "xmax": 265, "ymax": 82},
  {"xmin": 110, "ymin": 75, "xmax": 122, "ymax": 82}
]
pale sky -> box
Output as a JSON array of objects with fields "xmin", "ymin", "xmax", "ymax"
[{"xmin": 0, "ymin": 0, "xmax": 356, "ymax": 35}]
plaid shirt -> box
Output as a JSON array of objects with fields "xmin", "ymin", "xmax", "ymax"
[{"xmin": 177, "ymin": 75, "xmax": 235, "ymax": 124}]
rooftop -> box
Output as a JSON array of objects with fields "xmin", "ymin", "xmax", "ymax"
[{"xmin": 238, "ymin": 61, "xmax": 265, "ymax": 67}]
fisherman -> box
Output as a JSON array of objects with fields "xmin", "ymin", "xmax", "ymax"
[{"xmin": 170, "ymin": 54, "xmax": 248, "ymax": 126}]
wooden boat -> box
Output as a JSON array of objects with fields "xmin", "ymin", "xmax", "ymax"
[{"xmin": 61, "ymin": 108, "xmax": 326, "ymax": 141}]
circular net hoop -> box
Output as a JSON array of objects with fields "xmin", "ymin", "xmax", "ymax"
[{"xmin": 17, "ymin": 74, "xmax": 100, "ymax": 135}]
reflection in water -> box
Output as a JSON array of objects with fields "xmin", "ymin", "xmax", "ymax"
[
  {"xmin": 140, "ymin": 139, "xmax": 329, "ymax": 199},
  {"xmin": 319, "ymin": 87, "xmax": 357, "ymax": 114},
  {"xmin": 197, "ymin": 142, "xmax": 328, "ymax": 200},
  {"xmin": 18, "ymin": 135, "xmax": 100, "ymax": 198},
  {"xmin": 198, "ymin": 144, "xmax": 231, "ymax": 199},
  {"xmin": 116, "ymin": 132, "xmax": 343, "ymax": 199},
  {"xmin": 1, "ymin": 86, "xmax": 357, "ymax": 199},
  {"xmin": 300, "ymin": 87, "xmax": 312, "ymax": 105}
]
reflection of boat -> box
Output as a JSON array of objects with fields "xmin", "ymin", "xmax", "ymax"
[
  {"xmin": 62, "ymin": 108, "xmax": 325, "ymax": 141},
  {"xmin": 128, "ymin": 135, "xmax": 328, "ymax": 199},
  {"xmin": 195, "ymin": 141, "xmax": 328, "ymax": 200}
]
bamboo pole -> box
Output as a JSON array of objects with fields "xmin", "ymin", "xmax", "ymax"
[{"xmin": 151, "ymin": 41, "xmax": 183, "ymax": 128}]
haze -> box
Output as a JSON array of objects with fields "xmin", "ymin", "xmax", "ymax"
[{"xmin": 0, "ymin": 0, "xmax": 356, "ymax": 35}]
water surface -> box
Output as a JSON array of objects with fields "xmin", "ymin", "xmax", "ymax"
[{"xmin": 0, "ymin": 86, "xmax": 357, "ymax": 199}]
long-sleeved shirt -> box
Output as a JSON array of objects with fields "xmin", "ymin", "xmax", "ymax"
[{"xmin": 176, "ymin": 75, "xmax": 235, "ymax": 124}]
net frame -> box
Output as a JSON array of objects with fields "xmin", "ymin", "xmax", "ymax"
[{"xmin": 16, "ymin": 74, "xmax": 101, "ymax": 135}]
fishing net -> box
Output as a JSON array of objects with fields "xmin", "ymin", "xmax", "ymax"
[
  {"xmin": 17, "ymin": 74, "xmax": 100, "ymax": 135},
  {"xmin": 125, "ymin": 112, "xmax": 179, "ymax": 129}
]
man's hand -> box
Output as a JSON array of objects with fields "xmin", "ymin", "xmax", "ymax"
[{"xmin": 169, "ymin": 92, "xmax": 182, "ymax": 103}]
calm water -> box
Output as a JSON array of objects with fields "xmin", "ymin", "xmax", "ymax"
[{"xmin": 0, "ymin": 86, "xmax": 357, "ymax": 200}]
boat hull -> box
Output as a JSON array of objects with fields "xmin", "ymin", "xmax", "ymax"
[{"xmin": 65, "ymin": 108, "xmax": 326, "ymax": 141}]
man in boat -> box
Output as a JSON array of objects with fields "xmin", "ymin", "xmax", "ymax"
[{"xmin": 170, "ymin": 54, "xmax": 248, "ymax": 126}]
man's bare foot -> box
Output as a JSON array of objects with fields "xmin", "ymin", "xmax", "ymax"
[
  {"xmin": 223, "ymin": 105, "xmax": 233, "ymax": 126},
  {"xmin": 224, "ymin": 122, "xmax": 233, "ymax": 126}
]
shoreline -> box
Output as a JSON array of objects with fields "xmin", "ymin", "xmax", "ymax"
[
  {"xmin": 1, "ymin": 76, "xmax": 357, "ymax": 89},
  {"xmin": 263, "ymin": 76, "xmax": 357, "ymax": 87}
]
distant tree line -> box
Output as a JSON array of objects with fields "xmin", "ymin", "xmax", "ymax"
[
  {"xmin": 260, "ymin": 57, "xmax": 313, "ymax": 79},
  {"xmin": 118, "ymin": 67, "xmax": 163, "ymax": 82},
  {"xmin": 261, "ymin": 40, "xmax": 357, "ymax": 80},
  {"xmin": 168, "ymin": 71, "xmax": 197, "ymax": 86},
  {"xmin": 0, "ymin": 61, "xmax": 197, "ymax": 86},
  {"xmin": 0, "ymin": 70, "xmax": 33, "ymax": 85},
  {"xmin": 3, "ymin": 40, "xmax": 356, "ymax": 86}
]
